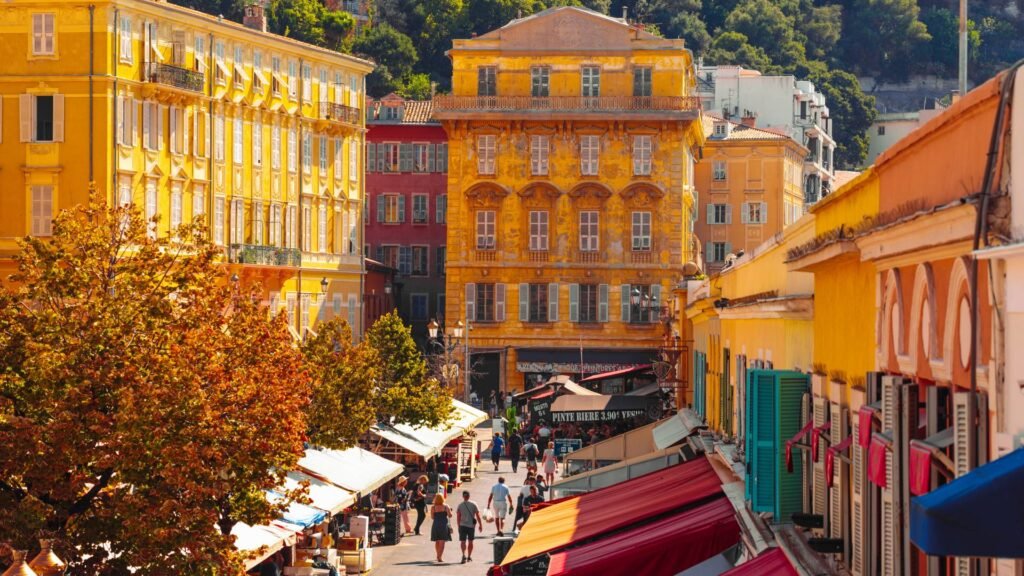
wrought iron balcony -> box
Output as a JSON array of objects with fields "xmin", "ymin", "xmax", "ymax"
[
  {"xmin": 433, "ymin": 95, "xmax": 700, "ymax": 119},
  {"xmin": 319, "ymin": 102, "xmax": 361, "ymax": 126},
  {"xmin": 146, "ymin": 62, "xmax": 204, "ymax": 93},
  {"xmin": 227, "ymin": 244, "xmax": 302, "ymax": 267}
]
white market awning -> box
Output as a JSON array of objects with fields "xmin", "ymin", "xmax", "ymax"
[
  {"xmin": 451, "ymin": 399, "xmax": 488, "ymax": 430},
  {"xmin": 368, "ymin": 399, "xmax": 486, "ymax": 460},
  {"xmin": 285, "ymin": 469, "xmax": 356, "ymax": 514},
  {"xmin": 298, "ymin": 446, "xmax": 404, "ymax": 495},
  {"xmin": 370, "ymin": 424, "xmax": 439, "ymax": 458},
  {"xmin": 233, "ymin": 520, "xmax": 302, "ymax": 570},
  {"xmin": 653, "ymin": 408, "xmax": 707, "ymax": 451}
]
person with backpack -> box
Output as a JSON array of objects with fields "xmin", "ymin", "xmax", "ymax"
[
  {"xmin": 508, "ymin": 431, "xmax": 524, "ymax": 473},
  {"xmin": 523, "ymin": 437, "xmax": 539, "ymax": 473}
]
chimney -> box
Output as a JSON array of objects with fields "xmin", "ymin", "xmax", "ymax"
[
  {"xmin": 243, "ymin": 2, "xmax": 267, "ymax": 33},
  {"xmin": 622, "ymin": 6, "xmax": 628, "ymax": 21},
  {"xmin": 740, "ymin": 114, "xmax": 757, "ymax": 127}
]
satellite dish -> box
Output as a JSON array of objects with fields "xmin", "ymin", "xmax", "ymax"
[{"xmin": 682, "ymin": 261, "xmax": 700, "ymax": 276}]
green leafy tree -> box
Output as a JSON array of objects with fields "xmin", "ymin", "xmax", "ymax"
[
  {"xmin": 401, "ymin": 73, "xmax": 435, "ymax": 99},
  {"xmin": 268, "ymin": 0, "xmax": 328, "ymax": 46},
  {"xmin": 302, "ymin": 319, "xmax": 379, "ymax": 449},
  {"xmin": 365, "ymin": 312, "xmax": 452, "ymax": 428},
  {"xmin": 839, "ymin": 0, "xmax": 931, "ymax": 80},
  {"xmin": 669, "ymin": 12, "xmax": 712, "ymax": 52},
  {"xmin": 0, "ymin": 198, "xmax": 310, "ymax": 573},
  {"xmin": 170, "ymin": 0, "xmax": 244, "ymax": 20},
  {"xmin": 798, "ymin": 3, "xmax": 843, "ymax": 60},
  {"xmin": 809, "ymin": 68, "xmax": 877, "ymax": 168},
  {"xmin": 918, "ymin": 8, "xmax": 979, "ymax": 75},
  {"xmin": 353, "ymin": 23, "xmax": 419, "ymax": 97},
  {"xmin": 706, "ymin": 31, "xmax": 779, "ymax": 74}
]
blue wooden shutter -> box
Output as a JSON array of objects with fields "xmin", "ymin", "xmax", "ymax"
[
  {"xmin": 598, "ymin": 284, "xmax": 609, "ymax": 322},
  {"xmin": 427, "ymin": 143, "xmax": 436, "ymax": 172},
  {"xmin": 620, "ymin": 284, "xmax": 631, "ymax": 322},
  {"xmin": 519, "ymin": 283, "xmax": 529, "ymax": 321},
  {"xmin": 750, "ymin": 369, "xmax": 778, "ymax": 515},
  {"xmin": 569, "ymin": 284, "xmax": 579, "ymax": 322}
]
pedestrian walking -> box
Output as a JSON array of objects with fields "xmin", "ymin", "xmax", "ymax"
[
  {"xmin": 523, "ymin": 437, "xmax": 540, "ymax": 474},
  {"xmin": 508, "ymin": 430, "xmax": 523, "ymax": 473},
  {"xmin": 490, "ymin": 432, "xmax": 505, "ymax": 471},
  {"xmin": 486, "ymin": 476, "xmax": 514, "ymax": 536},
  {"xmin": 412, "ymin": 475, "xmax": 428, "ymax": 535},
  {"xmin": 538, "ymin": 421, "xmax": 552, "ymax": 443},
  {"xmin": 455, "ymin": 490, "xmax": 483, "ymax": 564},
  {"xmin": 394, "ymin": 476, "xmax": 413, "ymax": 534},
  {"xmin": 513, "ymin": 474, "xmax": 535, "ymax": 532},
  {"xmin": 542, "ymin": 441, "xmax": 558, "ymax": 486},
  {"xmin": 429, "ymin": 493, "xmax": 453, "ymax": 563},
  {"xmin": 518, "ymin": 485, "xmax": 545, "ymax": 529}
]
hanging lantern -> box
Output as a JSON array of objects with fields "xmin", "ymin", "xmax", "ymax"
[
  {"xmin": 1, "ymin": 551, "xmax": 40, "ymax": 576},
  {"xmin": 28, "ymin": 540, "xmax": 65, "ymax": 576}
]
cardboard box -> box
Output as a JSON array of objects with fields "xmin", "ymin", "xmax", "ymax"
[
  {"xmin": 282, "ymin": 568, "xmax": 331, "ymax": 576},
  {"xmin": 295, "ymin": 548, "xmax": 338, "ymax": 565},
  {"xmin": 341, "ymin": 548, "xmax": 373, "ymax": 573},
  {"xmin": 338, "ymin": 537, "xmax": 361, "ymax": 551}
]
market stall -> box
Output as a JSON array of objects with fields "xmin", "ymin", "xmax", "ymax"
[
  {"xmin": 298, "ymin": 446, "xmax": 404, "ymax": 497},
  {"xmin": 549, "ymin": 393, "xmax": 660, "ymax": 424}
]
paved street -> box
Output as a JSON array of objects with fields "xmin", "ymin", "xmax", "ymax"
[{"xmin": 371, "ymin": 427, "xmax": 557, "ymax": 576}]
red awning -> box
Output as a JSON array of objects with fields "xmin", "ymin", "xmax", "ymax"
[
  {"xmin": 580, "ymin": 364, "xmax": 652, "ymax": 382},
  {"xmin": 514, "ymin": 383, "xmax": 552, "ymax": 400},
  {"xmin": 500, "ymin": 457, "xmax": 725, "ymax": 568},
  {"xmin": 721, "ymin": 548, "xmax": 798, "ymax": 576},
  {"xmin": 545, "ymin": 497, "xmax": 740, "ymax": 576}
]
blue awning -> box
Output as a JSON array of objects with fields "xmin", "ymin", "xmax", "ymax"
[{"xmin": 910, "ymin": 448, "xmax": 1024, "ymax": 558}]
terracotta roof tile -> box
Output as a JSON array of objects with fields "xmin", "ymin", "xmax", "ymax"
[
  {"xmin": 367, "ymin": 98, "xmax": 437, "ymax": 124},
  {"xmin": 701, "ymin": 113, "xmax": 791, "ymax": 142}
]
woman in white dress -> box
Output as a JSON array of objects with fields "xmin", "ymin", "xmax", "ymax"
[{"xmin": 541, "ymin": 441, "xmax": 557, "ymax": 488}]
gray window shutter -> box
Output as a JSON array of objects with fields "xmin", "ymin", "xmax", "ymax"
[
  {"xmin": 741, "ymin": 203, "xmax": 749, "ymax": 224},
  {"xmin": 726, "ymin": 204, "xmax": 733, "ymax": 225},
  {"xmin": 569, "ymin": 283, "xmax": 579, "ymax": 322},
  {"xmin": 650, "ymin": 284, "xmax": 662, "ymax": 322},
  {"xmin": 376, "ymin": 194, "xmax": 385, "ymax": 223},
  {"xmin": 519, "ymin": 283, "xmax": 529, "ymax": 321},
  {"xmin": 548, "ymin": 283, "xmax": 558, "ymax": 322},
  {"xmin": 496, "ymin": 284, "xmax": 506, "ymax": 321},
  {"xmin": 399, "ymin": 142, "xmax": 413, "ymax": 171},
  {"xmin": 706, "ymin": 203, "xmax": 714, "ymax": 224},
  {"xmin": 598, "ymin": 284, "xmax": 609, "ymax": 322},
  {"xmin": 761, "ymin": 202, "xmax": 768, "ymax": 223},
  {"xmin": 705, "ymin": 241, "xmax": 712, "ymax": 261},
  {"xmin": 375, "ymin": 245, "xmax": 383, "ymax": 262},
  {"xmin": 397, "ymin": 195, "xmax": 406, "ymax": 222},
  {"xmin": 465, "ymin": 283, "xmax": 476, "ymax": 321},
  {"xmin": 399, "ymin": 245, "xmax": 411, "ymax": 275},
  {"xmin": 427, "ymin": 143, "xmax": 436, "ymax": 172},
  {"xmin": 620, "ymin": 284, "xmax": 631, "ymax": 323},
  {"xmin": 376, "ymin": 143, "xmax": 386, "ymax": 171},
  {"xmin": 367, "ymin": 142, "xmax": 376, "ymax": 172}
]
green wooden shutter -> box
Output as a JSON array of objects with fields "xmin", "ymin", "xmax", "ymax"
[
  {"xmin": 620, "ymin": 284, "xmax": 631, "ymax": 323},
  {"xmin": 776, "ymin": 371, "xmax": 810, "ymax": 524},
  {"xmin": 376, "ymin": 195, "xmax": 385, "ymax": 223},
  {"xmin": 397, "ymin": 195, "xmax": 406, "ymax": 222},
  {"xmin": 569, "ymin": 284, "xmax": 579, "ymax": 322},
  {"xmin": 376, "ymin": 143, "xmax": 386, "ymax": 171},
  {"xmin": 519, "ymin": 283, "xmax": 529, "ymax": 321}
]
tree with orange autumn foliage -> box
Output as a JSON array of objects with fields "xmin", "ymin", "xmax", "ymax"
[{"xmin": 0, "ymin": 199, "xmax": 311, "ymax": 574}]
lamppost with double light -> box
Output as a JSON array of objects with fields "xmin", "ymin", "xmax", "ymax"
[{"xmin": 427, "ymin": 319, "xmax": 468, "ymax": 401}]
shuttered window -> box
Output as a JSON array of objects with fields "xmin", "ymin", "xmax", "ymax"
[
  {"xmin": 32, "ymin": 14, "xmax": 55, "ymax": 56},
  {"xmin": 31, "ymin": 185, "xmax": 53, "ymax": 236}
]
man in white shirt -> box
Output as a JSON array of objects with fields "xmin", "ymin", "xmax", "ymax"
[
  {"xmin": 513, "ymin": 475, "xmax": 536, "ymax": 532},
  {"xmin": 486, "ymin": 476, "xmax": 514, "ymax": 536}
]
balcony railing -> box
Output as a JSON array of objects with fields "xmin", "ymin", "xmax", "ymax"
[
  {"xmin": 227, "ymin": 244, "xmax": 302, "ymax": 267},
  {"xmin": 146, "ymin": 62, "xmax": 204, "ymax": 93},
  {"xmin": 528, "ymin": 251, "xmax": 550, "ymax": 263},
  {"xmin": 474, "ymin": 250, "xmax": 497, "ymax": 262},
  {"xmin": 630, "ymin": 250, "xmax": 654, "ymax": 264},
  {"xmin": 433, "ymin": 95, "xmax": 701, "ymax": 115},
  {"xmin": 577, "ymin": 251, "xmax": 605, "ymax": 264},
  {"xmin": 320, "ymin": 102, "xmax": 361, "ymax": 126}
]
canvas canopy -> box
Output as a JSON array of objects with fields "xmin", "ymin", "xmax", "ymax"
[{"xmin": 298, "ymin": 447, "xmax": 404, "ymax": 496}]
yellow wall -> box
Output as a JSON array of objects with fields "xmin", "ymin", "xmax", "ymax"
[
  {"xmin": 0, "ymin": 0, "xmax": 372, "ymax": 337},
  {"xmin": 440, "ymin": 8, "xmax": 704, "ymax": 391}
]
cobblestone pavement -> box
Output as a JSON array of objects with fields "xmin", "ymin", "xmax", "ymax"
[{"xmin": 369, "ymin": 427, "xmax": 558, "ymax": 576}]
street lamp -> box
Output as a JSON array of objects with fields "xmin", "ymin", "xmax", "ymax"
[
  {"xmin": 452, "ymin": 320, "xmax": 464, "ymax": 339},
  {"xmin": 320, "ymin": 276, "xmax": 329, "ymax": 294},
  {"xmin": 631, "ymin": 287, "xmax": 641, "ymax": 307},
  {"xmin": 230, "ymin": 273, "xmax": 240, "ymax": 284},
  {"xmin": 427, "ymin": 318, "xmax": 439, "ymax": 339}
]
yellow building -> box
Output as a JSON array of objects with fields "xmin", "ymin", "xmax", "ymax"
[
  {"xmin": 0, "ymin": 0, "xmax": 372, "ymax": 337},
  {"xmin": 434, "ymin": 6, "xmax": 704, "ymax": 395},
  {"xmin": 694, "ymin": 114, "xmax": 807, "ymax": 272}
]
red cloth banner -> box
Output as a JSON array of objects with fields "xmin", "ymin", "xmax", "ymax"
[
  {"xmin": 785, "ymin": 421, "xmax": 814, "ymax": 474},
  {"xmin": 909, "ymin": 441, "xmax": 933, "ymax": 496},
  {"xmin": 868, "ymin": 433, "xmax": 889, "ymax": 488},
  {"xmin": 812, "ymin": 421, "xmax": 831, "ymax": 463},
  {"xmin": 858, "ymin": 405, "xmax": 876, "ymax": 448},
  {"xmin": 826, "ymin": 435, "xmax": 853, "ymax": 488}
]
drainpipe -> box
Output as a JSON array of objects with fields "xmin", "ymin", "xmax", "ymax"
[
  {"xmin": 89, "ymin": 5, "xmax": 95, "ymax": 184},
  {"xmin": 111, "ymin": 7, "xmax": 119, "ymax": 207},
  {"xmin": 208, "ymin": 32, "xmax": 214, "ymax": 238},
  {"xmin": 297, "ymin": 58, "xmax": 304, "ymax": 337}
]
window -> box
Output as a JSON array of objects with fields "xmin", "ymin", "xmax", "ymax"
[
  {"xmin": 231, "ymin": 198, "xmax": 244, "ymax": 244},
  {"xmin": 232, "ymin": 115, "xmax": 243, "ymax": 165},
  {"xmin": 317, "ymin": 203, "xmax": 328, "ymax": 252},
  {"xmin": 624, "ymin": 284, "xmax": 660, "ymax": 323},
  {"xmin": 411, "ymin": 246, "xmax": 429, "ymax": 276},
  {"xmin": 412, "ymin": 194, "xmax": 428, "ymax": 224},
  {"xmin": 581, "ymin": 66, "xmax": 600, "ymax": 97},
  {"xmin": 580, "ymin": 135, "xmax": 599, "ymax": 175},
  {"xmin": 30, "ymin": 95, "xmax": 55, "ymax": 142},
  {"xmin": 302, "ymin": 132, "xmax": 312, "ymax": 173},
  {"xmin": 116, "ymin": 95, "xmax": 134, "ymax": 145},
  {"xmin": 579, "ymin": 211, "xmax": 599, "ymax": 251},
  {"xmin": 214, "ymin": 41, "xmax": 226, "ymax": 85},
  {"xmin": 271, "ymin": 124, "xmax": 281, "ymax": 169},
  {"xmin": 437, "ymin": 143, "xmax": 448, "ymax": 173},
  {"xmin": 302, "ymin": 63, "xmax": 312, "ymax": 101},
  {"xmin": 476, "ymin": 210, "xmax": 495, "ymax": 250},
  {"xmin": 743, "ymin": 201, "xmax": 766, "ymax": 224},
  {"xmin": 302, "ymin": 201, "xmax": 312, "ymax": 251},
  {"xmin": 714, "ymin": 123, "xmax": 727, "ymax": 137},
  {"xmin": 319, "ymin": 135, "xmax": 328, "ymax": 172},
  {"xmin": 632, "ymin": 135, "xmax": 652, "ymax": 176},
  {"xmin": 348, "ymin": 207, "xmax": 357, "ymax": 252},
  {"xmin": 377, "ymin": 193, "xmax": 405, "ymax": 224},
  {"xmin": 577, "ymin": 284, "xmax": 599, "ymax": 323},
  {"xmin": 529, "ymin": 211, "xmax": 549, "ymax": 251},
  {"xmin": 214, "ymin": 113, "xmax": 225, "ymax": 161},
  {"xmin": 712, "ymin": 160, "xmax": 727, "ymax": 181},
  {"xmin": 398, "ymin": 142, "xmax": 413, "ymax": 172},
  {"xmin": 194, "ymin": 36, "xmax": 206, "ymax": 73},
  {"xmin": 381, "ymin": 106, "xmax": 402, "ymax": 121},
  {"xmin": 708, "ymin": 204, "xmax": 730, "ymax": 225},
  {"xmin": 319, "ymin": 68, "xmax": 328, "ymax": 102},
  {"xmin": 142, "ymin": 101, "xmax": 163, "ymax": 151},
  {"xmin": 193, "ymin": 184, "xmax": 206, "ymax": 224},
  {"xmin": 170, "ymin": 186, "xmax": 182, "ymax": 230},
  {"xmin": 530, "ymin": 135, "xmax": 549, "ymax": 176},
  {"xmin": 119, "ymin": 16, "xmax": 132, "ymax": 63},
  {"xmin": 349, "ymin": 139, "xmax": 358, "ymax": 181},
  {"xmin": 32, "ymin": 14, "xmax": 55, "ymax": 56},
  {"xmin": 272, "ymin": 56, "xmax": 281, "ymax": 95},
  {"xmin": 285, "ymin": 204, "xmax": 297, "ymax": 248},
  {"xmin": 631, "ymin": 211, "xmax": 651, "ymax": 251},
  {"xmin": 709, "ymin": 241, "xmax": 729, "ymax": 262},
  {"xmin": 145, "ymin": 181, "xmax": 158, "ymax": 239},
  {"xmin": 269, "ymin": 204, "xmax": 282, "ymax": 246},
  {"xmin": 477, "ymin": 135, "xmax": 496, "ymax": 175},
  {"xmin": 254, "ymin": 201, "xmax": 264, "ymax": 244},
  {"xmin": 527, "ymin": 284, "xmax": 548, "ymax": 323},
  {"xmin": 476, "ymin": 283, "xmax": 496, "ymax": 322},
  {"xmin": 301, "ymin": 294, "xmax": 311, "ymax": 331},
  {"xmin": 633, "ymin": 67, "xmax": 652, "ymax": 97},
  {"xmin": 410, "ymin": 294, "xmax": 429, "ymax": 321},
  {"xmin": 877, "ymin": 125, "xmax": 886, "ymax": 136},
  {"xmin": 288, "ymin": 60, "xmax": 298, "ymax": 98},
  {"xmin": 436, "ymin": 246, "xmax": 446, "ymax": 276},
  {"xmin": 253, "ymin": 118, "xmax": 262, "ymax": 166},
  {"xmin": 380, "ymin": 143, "xmax": 400, "ymax": 172},
  {"xmin": 531, "ymin": 67, "xmax": 550, "ymax": 97},
  {"xmin": 478, "ymin": 67, "xmax": 497, "ymax": 97},
  {"xmin": 31, "ymin": 185, "xmax": 53, "ymax": 236},
  {"xmin": 334, "ymin": 138, "xmax": 343, "ymax": 180},
  {"xmin": 436, "ymin": 194, "xmax": 447, "ymax": 224},
  {"xmin": 414, "ymin": 143, "xmax": 433, "ymax": 172},
  {"xmin": 800, "ymin": 100, "xmax": 807, "ymax": 120},
  {"xmin": 214, "ymin": 196, "xmax": 225, "ymax": 245},
  {"xmin": 233, "ymin": 45, "xmax": 245, "ymax": 85},
  {"xmin": 377, "ymin": 245, "xmax": 399, "ymax": 269}
]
